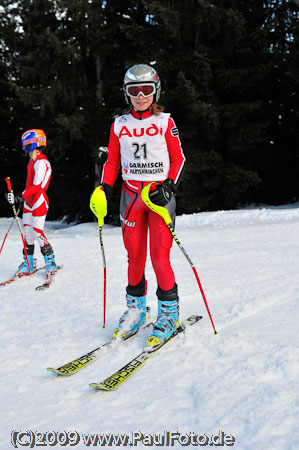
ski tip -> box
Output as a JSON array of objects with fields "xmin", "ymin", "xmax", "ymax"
[
  {"xmin": 47, "ymin": 367, "xmax": 69, "ymax": 376},
  {"xmin": 89, "ymin": 382, "xmax": 118, "ymax": 391},
  {"xmin": 214, "ymin": 331, "xmax": 219, "ymax": 336},
  {"xmin": 89, "ymin": 383, "xmax": 112, "ymax": 391},
  {"xmin": 36, "ymin": 285, "xmax": 46, "ymax": 291},
  {"xmin": 47, "ymin": 367, "xmax": 59, "ymax": 374}
]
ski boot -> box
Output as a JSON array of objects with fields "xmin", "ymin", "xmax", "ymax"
[
  {"xmin": 41, "ymin": 244, "xmax": 57, "ymax": 275},
  {"xmin": 15, "ymin": 244, "xmax": 35, "ymax": 276},
  {"xmin": 112, "ymin": 294, "xmax": 150, "ymax": 340},
  {"xmin": 15, "ymin": 254, "xmax": 35, "ymax": 277},
  {"xmin": 146, "ymin": 298, "xmax": 179, "ymax": 352}
]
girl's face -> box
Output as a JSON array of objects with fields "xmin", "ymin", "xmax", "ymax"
[
  {"xmin": 130, "ymin": 94, "xmax": 154, "ymax": 112},
  {"xmin": 29, "ymin": 149, "xmax": 38, "ymax": 161}
]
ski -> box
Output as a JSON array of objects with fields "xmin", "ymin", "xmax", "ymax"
[
  {"xmin": 89, "ymin": 314, "xmax": 202, "ymax": 391},
  {"xmin": 0, "ymin": 266, "xmax": 45, "ymax": 288},
  {"xmin": 47, "ymin": 319, "xmax": 153, "ymax": 376},
  {"xmin": 35, "ymin": 265, "xmax": 63, "ymax": 291}
]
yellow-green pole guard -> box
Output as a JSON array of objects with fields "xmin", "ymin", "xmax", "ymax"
[
  {"xmin": 89, "ymin": 186, "xmax": 107, "ymax": 227},
  {"xmin": 141, "ymin": 183, "xmax": 172, "ymax": 226}
]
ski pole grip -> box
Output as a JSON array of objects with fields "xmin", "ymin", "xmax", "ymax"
[
  {"xmin": 89, "ymin": 186, "xmax": 107, "ymax": 227},
  {"xmin": 141, "ymin": 183, "xmax": 172, "ymax": 226},
  {"xmin": 5, "ymin": 177, "xmax": 12, "ymax": 192}
]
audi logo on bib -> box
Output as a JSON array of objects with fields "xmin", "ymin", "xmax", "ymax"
[{"xmin": 119, "ymin": 124, "xmax": 163, "ymax": 138}]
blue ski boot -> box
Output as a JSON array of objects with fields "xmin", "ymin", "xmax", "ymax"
[
  {"xmin": 112, "ymin": 294, "xmax": 150, "ymax": 340},
  {"xmin": 146, "ymin": 298, "xmax": 179, "ymax": 351},
  {"xmin": 15, "ymin": 253, "xmax": 35, "ymax": 277},
  {"xmin": 41, "ymin": 244, "xmax": 57, "ymax": 275}
]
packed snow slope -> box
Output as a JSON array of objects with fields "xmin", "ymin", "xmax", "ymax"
[{"xmin": 0, "ymin": 205, "xmax": 299, "ymax": 450}]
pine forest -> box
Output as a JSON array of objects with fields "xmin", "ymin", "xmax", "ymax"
[{"xmin": 1, "ymin": 0, "xmax": 298, "ymax": 222}]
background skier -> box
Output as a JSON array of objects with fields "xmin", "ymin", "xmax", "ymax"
[{"xmin": 6, "ymin": 129, "xmax": 57, "ymax": 276}]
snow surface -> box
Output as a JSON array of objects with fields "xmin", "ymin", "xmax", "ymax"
[{"xmin": 0, "ymin": 205, "xmax": 299, "ymax": 449}]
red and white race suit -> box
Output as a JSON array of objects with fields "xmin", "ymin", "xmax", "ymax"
[
  {"xmin": 22, "ymin": 150, "xmax": 52, "ymax": 248},
  {"xmin": 101, "ymin": 108, "xmax": 185, "ymax": 298}
]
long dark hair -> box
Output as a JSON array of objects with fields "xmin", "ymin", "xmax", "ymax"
[{"xmin": 152, "ymin": 103, "xmax": 164, "ymax": 115}]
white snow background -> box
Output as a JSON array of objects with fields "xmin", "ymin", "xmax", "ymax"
[{"xmin": 0, "ymin": 205, "xmax": 299, "ymax": 449}]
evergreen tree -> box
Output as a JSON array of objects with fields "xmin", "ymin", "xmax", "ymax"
[
  {"xmin": 1, "ymin": 0, "xmax": 105, "ymax": 221},
  {"xmin": 0, "ymin": 1, "xmax": 27, "ymax": 216},
  {"xmin": 253, "ymin": 0, "xmax": 299, "ymax": 204},
  {"xmin": 140, "ymin": 0, "xmax": 268, "ymax": 212}
]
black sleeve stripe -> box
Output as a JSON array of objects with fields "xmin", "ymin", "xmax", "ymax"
[{"xmin": 170, "ymin": 126, "xmax": 179, "ymax": 137}]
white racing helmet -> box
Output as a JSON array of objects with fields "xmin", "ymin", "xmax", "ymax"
[{"xmin": 123, "ymin": 64, "xmax": 161, "ymax": 104}]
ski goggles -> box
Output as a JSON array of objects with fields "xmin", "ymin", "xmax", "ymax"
[{"xmin": 126, "ymin": 83, "xmax": 156, "ymax": 99}]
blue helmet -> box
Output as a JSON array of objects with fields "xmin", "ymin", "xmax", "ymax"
[{"xmin": 21, "ymin": 129, "xmax": 47, "ymax": 153}]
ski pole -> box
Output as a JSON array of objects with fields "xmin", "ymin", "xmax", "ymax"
[
  {"xmin": 90, "ymin": 186, "xmax": 108, "ymax": 329},
  {"xmin": 0, "ymin": 208, "xmax": 21, "ymax": 256},
  {"xmin": 141, "ymin": 183, "xmax": 218, "ymax": 335},
  {"xmin": 5, "ymin": 177, "xmax": 32, "ymax": 277}
]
